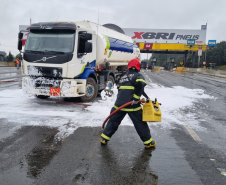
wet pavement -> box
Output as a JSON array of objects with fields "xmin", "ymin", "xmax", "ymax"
[
  {"xmin": 0, "ymin": 68, "xmax": 226, "ymax": 184},
  {"xmin": 0, "ymin": 126, "xmax": 203, "ymax": 185}
]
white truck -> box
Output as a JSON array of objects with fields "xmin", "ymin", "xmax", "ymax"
[{"xmin": 18, "ymin": 21, "xmax": 140, "ymax": 102}]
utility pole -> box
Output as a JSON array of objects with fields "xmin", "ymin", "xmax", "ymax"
[
  {"xmin": 30, "ymin": 12, "xmax": 32, "ymax": 25},
  {"xmin": 198, "ymin": 56, "xmax": 200, "ymax": 68},
  {"xmin": 205, "ymin": 22, "xmax": 208, "ymax": 63}
]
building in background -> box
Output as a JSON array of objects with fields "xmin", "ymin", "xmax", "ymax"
[{"xmin": 0, "ymin": 51, "xmax": 6, "ymax": 61}]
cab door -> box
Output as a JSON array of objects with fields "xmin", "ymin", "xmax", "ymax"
[{"xmin": 67, "ymin": 29, "xmax": 96, "ymax": 78}]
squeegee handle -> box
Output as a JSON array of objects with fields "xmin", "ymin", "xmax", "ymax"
[
  {"xmin": 142, "ymin": 92, "xmax": 150, "ymax": 100},
  {"xmin": 102, "ymin": 100, "xmax": 142, "ymax": 129}
]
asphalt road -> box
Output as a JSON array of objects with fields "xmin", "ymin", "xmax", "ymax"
[{"xmin": 0, "ymin": 68, "xmax": 226, "ymax": 185}]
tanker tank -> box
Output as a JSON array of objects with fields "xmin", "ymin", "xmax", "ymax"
[{"xmin": 75, "ymin": 21, "xmax": 140, "ymax": 67}]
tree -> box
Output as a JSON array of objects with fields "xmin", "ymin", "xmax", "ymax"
[
  {"xmin": 206, "ymin": 41, "xmax": 226, "ymax": 66},
  {"xmin": 151, "ymin": 53, "xmax": 184, "ymax": 67},
  {"xmin": 15, "ymin": 53, "xmax": 22, "ymax": 60},
  {"xmin": 7, "ymin": 51, "xmax": 14, "ymax": 62}
]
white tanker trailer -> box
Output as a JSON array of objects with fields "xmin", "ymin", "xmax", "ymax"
[{"xmin": 18, "ymin": 21, "xmax": 140, "ymax": 102}]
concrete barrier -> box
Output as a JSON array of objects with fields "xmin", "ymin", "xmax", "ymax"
[
  {"xmin": 187, "ymin": 68, "xmax": 197, "ymax": 73},
  {"xmin": 197, "ymin": 68, "xmax": 205, "ymax": 73},
  {"xmin": 184, "ymin": 68, "xmax": 226, "ymax": 78},
  {"xmin": 215, "ymin": 70, "xmax": 226, "ymax": 77},
  {"xmin": 0, "ymin": 61, "xmax": 12, "ymax": 67},
  {"xmin": 183, "ymin": 68, "xmax": 188, "ymax": 72},
  {"xmin": 202, "ymin": 69, "xmax": 215, "ymax": 75}
]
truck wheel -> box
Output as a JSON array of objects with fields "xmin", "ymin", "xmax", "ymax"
[
  {"xmin": 106, "ymin": 75, "xmax": 114, "ymax": 90},
  {"xmin": 80, "ymin": 77, "xmax": 98, "ymax": 102},
  {"xmin": 35, "ymin": 95, "xmax": 50, "ymax": 99}
]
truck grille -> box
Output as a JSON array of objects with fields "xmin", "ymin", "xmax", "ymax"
[
  {"xmin": 27, "ymin": 66, "xmax": 62, "ymax": 78},
  {"xmin": 31, "ymin": 77, "xmax": 61, "ymax": 89}
]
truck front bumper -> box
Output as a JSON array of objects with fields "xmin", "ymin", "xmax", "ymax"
[{"xmin": 22, "ymin": 76, "xmax": 86, "ymax": 97}]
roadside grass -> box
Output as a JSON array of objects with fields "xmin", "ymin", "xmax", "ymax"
[{"xmin": 215, "ymin": 65, "xmax": 226, "ymax": 70}]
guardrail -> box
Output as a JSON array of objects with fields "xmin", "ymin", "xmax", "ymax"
[
  {"xmin": 0, "ymin": 68, "xmax": 24, "ymax": 83},
  {"xmin": 0, "ymin": 75, "xmax": 25, "ymax": 81}
]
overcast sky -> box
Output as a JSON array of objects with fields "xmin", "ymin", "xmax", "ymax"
[{"xmin": 0, "ymin": 0, "xmax": 225, "ymax": 59}]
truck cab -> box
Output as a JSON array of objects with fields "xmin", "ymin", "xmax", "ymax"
[{"xmin": 18, "ymin": 21, "xmax": 140, "ymax": 102}]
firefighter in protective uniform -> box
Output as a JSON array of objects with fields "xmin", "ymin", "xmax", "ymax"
[{"xmin": 101, "ymin": 58, "xmax": 156, "ymax": 148}]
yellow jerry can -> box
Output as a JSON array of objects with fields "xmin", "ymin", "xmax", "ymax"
[{"xmin": 142, "ymin": 100, "xmax": 161, "ymax": 122}]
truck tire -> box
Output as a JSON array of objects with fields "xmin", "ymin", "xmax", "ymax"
[
  {"xmin": 80, "ymin": 77, "xmax": 98, "ymax": 102},
  {"xmin": 35, "ymin": 95, "xmax": 50, "ymax": 99},
  {"xmin": 106, "ymin": 75, "xmax": 114, "ymax": 90}
]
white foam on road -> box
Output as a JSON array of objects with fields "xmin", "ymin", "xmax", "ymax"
[{"xmin": 0, "ymin": 82, "xmax": 216, "ymax": 139}]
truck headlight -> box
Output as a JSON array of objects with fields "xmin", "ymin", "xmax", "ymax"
[{"xmin": 61, "ymin": 81, "xmax": 71, "ymax": 92}]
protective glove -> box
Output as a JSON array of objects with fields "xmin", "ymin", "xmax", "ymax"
[{"xmin": 131, "ymin": 100, "xmax": 139, "ymax": 105}]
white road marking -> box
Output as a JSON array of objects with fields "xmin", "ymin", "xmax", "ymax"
[
  {"xmin": 16, "ymin": 105, "xmax": 25, "ymax": 108},
  {"xmin": 177, "ymin": 118, "xmax": 202, "ymax": 142},
  {"xmin": 0, "ymin": 112, "xmax": 7, "ymax": 115},
  {"xmin": 184, "ymin": 124, "xmax": 202, "ymax": 142},
  {"xmin": 142, "ymin": 71, "xmax": 202, "ymax": 143},
  {"xmin": 145, "ymin": 74, "xmax": 152, "ymax": 82}
]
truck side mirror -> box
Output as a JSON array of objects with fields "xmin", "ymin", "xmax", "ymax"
[
  {"xmin": 85, "ymin": 33, "xmax": 92, "ymax": 40},
  {"xmin": 18, "ymin": 32, "xmax": 23, "ymax": 39},
  {"xmin": 85, "ymin": 42, "xmax": 92, "ymax": 53},
  {"xmin": 18, "ymin": 40, "xmax": 22, "ymax": 51}
]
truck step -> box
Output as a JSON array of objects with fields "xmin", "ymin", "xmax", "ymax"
[{"xmin": 78, "ymin": 93, "xmax": 85, "ymax": 95}]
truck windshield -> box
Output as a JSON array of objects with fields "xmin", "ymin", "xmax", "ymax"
[{"xmin": 25, "ymin": 31, "xmax": 75, "ymax": 53}]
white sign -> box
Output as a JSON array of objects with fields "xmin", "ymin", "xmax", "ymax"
[
  {"xmin": 198, "ymin": 49, "xmax": 202, "ymax": 56},
  {"xmin": 122, "ymin": 28, "xmax": 206, "ymax": 44},
  {"xmin": 187, "ymin": 40, "xmax": 195, "ymax": 44},
  {"xmin": 203, "ymin": 61, "xmax": 206, "ymax": 65}
]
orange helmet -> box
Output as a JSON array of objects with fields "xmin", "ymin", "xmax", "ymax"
[{"xmin": 127, "ymin": 58, "xmax": 141, "ymax": 71}]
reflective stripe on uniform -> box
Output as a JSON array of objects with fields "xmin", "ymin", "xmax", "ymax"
[
  {"xmin": 114, "ymin": 105, "xmax": 142, "ymax": 112},
  {"xmin": 143, "ymin": 138, "xmax": 153, "ymax": 144},
  {"xmin": 119, "ymin": 86, "xmax": 134, "ymax": 90},
  {"xmin": 136, "ymin": 79, "xmax": 147, "ymax": 84},
  {"xmin": 133, "ymin": 94, "xmax": 140, "ymax": 99},
  {"xmin": 101, "ymin": 133, "xmax": 111, "ymax": 141}
]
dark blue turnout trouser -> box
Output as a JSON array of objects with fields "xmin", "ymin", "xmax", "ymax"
[{"xmin": 102, "ymin": 107, "xmax": 153, "ymax": 145}]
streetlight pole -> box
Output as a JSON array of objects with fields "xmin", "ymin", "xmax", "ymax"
[
  {"xmin": 152, "ymin": 57, "xmax": 156, "ymax": 69},
  {"xmin": 205, "ymin": 46, "xmax": 207, "ymax": 63},
  {"xmin": 170, "ymin": 58, "xmax": 174, "ymax": 70},
  {"xmin": 205, "ymin": 22, "xmax": 208, "ymax": 64},
  {"xmin": 198, "ymin": 56, "xmax": 200, "ymax": 68}
]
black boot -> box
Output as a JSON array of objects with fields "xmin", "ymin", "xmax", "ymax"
[
  {"xmin": 101, "ymin": 138, "xmax": 108, "ymax": 145},
  {"xmin": 145, "ymin": 140, "xmax": 156, "ymax": 148}
]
